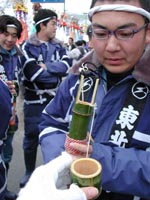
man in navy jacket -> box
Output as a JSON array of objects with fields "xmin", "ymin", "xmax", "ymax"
[
  {"xmin": 20, "ymin": 8, "xmax": 72, "ymax": 188},
  {"xmin": 0, "ymin": 14, "xmax": 22, "ymax": 200},
  {"xmin": 39, "ymin": 0, "xmax": 150, "ymax": 199},
  {"xmin": 0, "ymin": 80, "xmax": 12, "ymax": 200}
]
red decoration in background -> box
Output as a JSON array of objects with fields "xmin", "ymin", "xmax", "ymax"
[
  {"xmin": 14, "ymin": 3, "xmax": 28, "ymax": 45},
  {"xmin": 17, "ymin": 19, "xmax": 28, "ymax": 45}
]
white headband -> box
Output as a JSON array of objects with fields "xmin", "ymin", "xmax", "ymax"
[
  {"xmin": 7, "ymin": 24, "xmax": 17, "ymax": 28},
  {"xmin": 35, "ymin": 16, "xmax": 56, "ymax": 26},
  {"xmin": 88, "ymin": 4, "xmax": 150, "ymax": 21}
]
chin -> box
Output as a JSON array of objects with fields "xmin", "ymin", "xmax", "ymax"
[
  {"xmin": 4, "ymin": 45, "xmax": 12, "ymax": 51},
  {"xmin": 106, "ymin": 65, "xmax": 131, "ymax": 74}
]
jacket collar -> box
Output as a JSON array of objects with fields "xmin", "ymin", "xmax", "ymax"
[
  {"xmin": 70, "ymin": 45, "xmax": 150, "ymax": 86},
  {"xmin": 133, "ymin": 45, "xmax": 150, "ymax": 86},
  {"xmin": 0, "ymin": 45, "xmax": 22, "ymax": 56},
  {"xmin": 28, "ymin": 33, "xmax": 62, "ymax": 46}
]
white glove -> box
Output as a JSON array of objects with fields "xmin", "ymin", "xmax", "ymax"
[{"xmin": 17, "ymin": 152, "xmax": 87, "ymax": 200}]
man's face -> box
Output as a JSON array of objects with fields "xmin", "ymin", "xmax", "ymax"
[
  {"xmin": 91, "ymin": 0, "xmax": 150, "ymax": 74},
  {"xmin": 42, "ymin": 19, "xmax": 57, "ymax": 40},
  {"xmin": 68, "ymin": 38, "xmax": 73, "ymax": 45},
  {"xmin": 0, "ymin": 27, "xmax": 18, "ymax": 51}
]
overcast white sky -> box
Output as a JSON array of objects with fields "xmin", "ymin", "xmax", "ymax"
[
  {"xmin": 41, "ymin": 0, "xmax": 91, "ymax": 14},
  {"xmin": 2, "ymin": 0, "xmax": 91, "ymax": 16}
]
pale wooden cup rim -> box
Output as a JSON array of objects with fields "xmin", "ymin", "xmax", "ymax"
[{"xmin": 71, "ymin": 157, "xmax": 102, "ymax": 179}]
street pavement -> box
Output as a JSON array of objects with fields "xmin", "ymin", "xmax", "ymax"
[{"xmin": 7, "ymin": 90, "xmax": 43, "ymax": 195}]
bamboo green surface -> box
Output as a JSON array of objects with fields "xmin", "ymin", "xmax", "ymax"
[
  {"xmin": 69, "ymin": 101, "xmax": 93, "ymax": 140},
  {"xmin": 69, "ymin": 74, "xmax": 99, "ymax": 140}
]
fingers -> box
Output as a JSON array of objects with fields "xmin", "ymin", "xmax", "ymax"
[
  {"xmin": 70, "ymin": 143, "xmax": 92, "ymax": 155},
  {"xmin": 67, "ymin": 184, "xmax": 99, "ymax": 200},
  {"xmin": 81, "ymin": 187, "xmax": 99, "ymax": 200},
  {"xmin": 39, "ymin": 63, "xmax": 46, "ymax": 69},
  {"xmin": 6, "ymin": 80, "xmax": 16, "ymax": 95},
  {"xmin": 65, "ymin": 134, "xmax": 87, "ymax": 156}
]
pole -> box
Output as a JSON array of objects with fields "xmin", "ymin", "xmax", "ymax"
[{"xmin": 63, "ymin": 0, "xmax": 65, "ymax": 13}]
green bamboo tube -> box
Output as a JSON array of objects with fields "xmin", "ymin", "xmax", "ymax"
[
  {"xmin": 69, "ymin": 101, "xmax": 93, "ymax": 140},
  {"xmin": 69, "ymin": 74, "xmax": 99, "ymax": 140}
]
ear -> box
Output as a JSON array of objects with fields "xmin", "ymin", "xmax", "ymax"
[
  {"xmin": 145, "ymin": 23, "xmax": 150, "ymax": 44},
  {"xmin": 40, "ymin": 23, "xmax": 46, "ymax": 30}
]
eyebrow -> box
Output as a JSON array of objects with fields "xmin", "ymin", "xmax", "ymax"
[
  {"xmin": 50, "ymin": 19, "xmax": 57, "ymax": 22},
  {"xmin": 4, "ymin": 30, "xmax": 17, "ymax": 36},
  {"xmin": 92, "ymin": 22, "xmax": 137, "ymax": 30}
]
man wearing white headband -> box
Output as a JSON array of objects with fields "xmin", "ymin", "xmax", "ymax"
[
  {"xmin": 0, "ymin": 14, "xmax": 23, "ymax": 200},
  {"xmin": 17, "ymin": 1, "xmax": 150, "ymax": 200},
  {"xmin": 19, "ymin": 8, "xmax": 72, "ymax": 188}
]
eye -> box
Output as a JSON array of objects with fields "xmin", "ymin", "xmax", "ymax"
[
  {"xmin": 50, "ymin": 21, "xmax": 57, "ymax": 26},
  {"xmin": 12, "ymin": 34, "xmax": 18, "ymax": 38},
  {"xmin": 117, "ymin": 29, "xmax": 133, "ymax": 39},
  {"xmin": 93, "ymin": 29, "xmax": 108, "ymax": 38},
  {"xmin": 4, "ymin": 32, "xmax": 9, "ymax": 37}
]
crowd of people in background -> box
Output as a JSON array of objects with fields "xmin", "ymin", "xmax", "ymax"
[
  {"xmin": 0, "ymin": 7, "xmax": 91, "ymax": 200},
  {"xmin": 19, "ymin": 8, "xmax": 73, "ymax": 189},
  {"xmin": 65, "ymin": 25, "xmax": 93, "ymax": 64},
  {"xmin": 1, "ymin": 0, "xmax": 150, "ymax": 200}
]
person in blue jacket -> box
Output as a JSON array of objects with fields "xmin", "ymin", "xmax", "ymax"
[
  {"xmin": 39, "ymin": 0, "xmax": 150, "ymax": 199},
  {"xmin": 20, "ymin": 8, "xmax": 72, "ymax": 188},
  {"xmin": 0, "ymin": 80, "xmax": 12, "ymax": 200},
  {"xmin": 0, "ymin": 14, "xmax": 23, "ymax": 200}
]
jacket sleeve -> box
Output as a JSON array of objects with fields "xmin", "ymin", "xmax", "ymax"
[
  {"xmin": 0, "ymin": 80, "xmax": 12, "ymax": 140},
  {"xmin": 21, "ymin": 42, "xmax": 71, "ymax": 85},
  {"xmin": 39, "ymin": 75, "xmax": 78, "ymax": 163},
  {"xmin": 45, "ymin": 55, "xmax": 72, "ymax": 77},
  {"xmin": 91, "ymin": 142, "xmax": 150, "ymax": 198},
  {"xmin": 22, "ymin": 58, "xmax": 60, "ymax": 84},
  {"xmin": 45, "ymin": 46, "xmax": 73, "ymax": 76}
]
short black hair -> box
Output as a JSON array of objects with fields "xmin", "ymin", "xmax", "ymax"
[
  {"xmin": 75, "ymin": 40, "xmax": 84, "ymax": 46},
  {"xmin": 0, "ymin": 15, "xmax": 22, "ymax": 39},
  {"xmin": 34, "ymin": 9, "xmax": 57, "ymax": 32},
  {"xmin": 69, "ymin": 37, "xmax": 74, "ymax": 42}
]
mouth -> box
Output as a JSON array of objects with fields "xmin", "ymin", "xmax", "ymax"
[
  {"xmin": 5, "ymin": 43, "xmax": 13, "ymax": 49},
  {"xmin": 105, "ymin": 58, "xmax": 124, "ymax": 66}
]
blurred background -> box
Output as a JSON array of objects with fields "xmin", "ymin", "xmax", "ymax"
[{"xmin": 0, "ymin": 0, "xmax": 91, "ymax": 44}]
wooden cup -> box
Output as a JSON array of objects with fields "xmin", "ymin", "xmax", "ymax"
[{"xmin": 70, "ymin": 158, "xmax": 102, "ymax": 190}]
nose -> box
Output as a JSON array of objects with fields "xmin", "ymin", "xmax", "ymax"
[
  {"xmin": 105, "ymin": 35, "xmax": 120, "ymax": 52},
  {"xmin": 7, "ymin": 35, "xmax": 15, "ymax": 42}
]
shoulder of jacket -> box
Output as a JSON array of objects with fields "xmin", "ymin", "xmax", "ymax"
[
  {"xmin": 27, "ymin": 33, "xmax": 41, "ymax": 46},
  {"xmin": 51, "ymin": 38, "xmax": 63, "ymax": 45},
  {"xmin": 69, "ymin": 50, "xmax": 100, "ymax": 74},
  {"xmin": 133, "ymin": 45, "xmax": 150, "ymax": 86}
]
